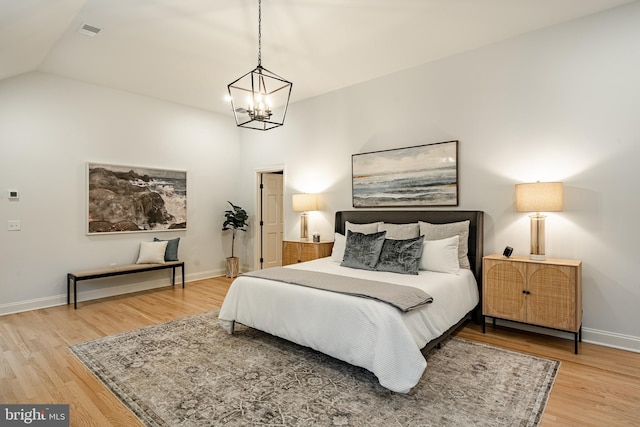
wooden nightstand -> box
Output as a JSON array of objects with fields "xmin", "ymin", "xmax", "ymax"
[
  {"xmin": 482, "ymin": 254, "xmax": 583, "ymax": 353},
  {"xmin": 282, "ymin": 240, "xmax": 334, "ymax": 266}
]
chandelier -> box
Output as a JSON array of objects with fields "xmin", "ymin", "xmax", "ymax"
[{"xmin": 227, "ymin": 0, "xmax": 292, "ymax": 131}]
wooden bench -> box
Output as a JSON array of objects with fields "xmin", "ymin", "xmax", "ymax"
[{"xmin": 67, "ymin": 261, "xmax": 185, "ymax": 309}]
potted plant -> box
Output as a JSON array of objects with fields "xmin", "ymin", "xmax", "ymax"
[{"xmin": 222, "ymin": 201, "xmax": 249, "ymax": 278}]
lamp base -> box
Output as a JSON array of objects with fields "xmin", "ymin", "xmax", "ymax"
[
  {"xmin": 529, "ymin": 213, "xmax": 546, "ymax": 261},
  {"xmin": 300, "ymin": 212, "xmax": 309, "ymax": 240}
]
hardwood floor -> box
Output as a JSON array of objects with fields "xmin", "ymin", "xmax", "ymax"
[{"xmin": 1, "ymin": 277, "xmax": 638, "ymax": 426}]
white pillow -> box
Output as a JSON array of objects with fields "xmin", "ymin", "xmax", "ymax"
[
  {"xmin": 378, "ymin": 222, "xmax": 420, "ymax": 240},
  {"xmin": 345, "ymin": 221, "xmax": 382, "ymax": 234},
  {"xmin": 419, "ymin": 220, "xmax": 470, "ymax": 269},
  {"xmin": 420, "ymin": 235, "xmax": 460, "ymax": 274},
  {"xmin": 331, "ymin": 232, "xmax": 346, "ymax": 263},
  {"xmin": 136, "ymin": 241, "xmax": 168, "ymax": 264}
]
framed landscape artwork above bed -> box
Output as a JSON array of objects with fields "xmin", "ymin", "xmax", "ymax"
[
  {"xmin": 86, "ymin": 162, "xmax": 187, "ymax": 234},
  {"xmin": 352, "ymin": 141, "xmax": 458, "ymax": 207}
]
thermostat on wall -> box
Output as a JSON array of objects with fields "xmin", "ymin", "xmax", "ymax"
[{"xmin": 8, "ymin": 190, "xmax": 19, "ymax": 200}]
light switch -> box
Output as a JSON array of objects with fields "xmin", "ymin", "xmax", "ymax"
[{"xmin": 8, "ymin": 220, "xmax": 21, "ymax": 231}]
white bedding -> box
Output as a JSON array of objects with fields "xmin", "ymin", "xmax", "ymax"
[{"xmin": 218, "ymin": 257, "xmax": 479, "ymax": 393}]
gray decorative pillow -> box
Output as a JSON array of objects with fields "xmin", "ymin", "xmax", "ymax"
[
  {"xmin": 419, "ymin": 221, "xmax": 470, "ymax": 269},
  {"xmin": 376, "ymin": 236, "xmax": 424, "ymax": 275},
  {"xmin": 379, "ymin": 223, "xmax": 420, "ymax": 240},
  {"xmin": 341, "ymin": 230, "xmax": 387, "ymax": 271},
  {"xmin": 345, "ymin": 221, "xmax": 383, "ymax": 235},
  {"xmin": 154, "ymin": 237, "xmax": 180, "ymax": 261}
]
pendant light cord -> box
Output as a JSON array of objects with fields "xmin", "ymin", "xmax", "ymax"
[{"xmin": 257, "ymin": 0, "xmax": 262, "ymax": 67}]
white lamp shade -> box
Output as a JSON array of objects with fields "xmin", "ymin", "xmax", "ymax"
[
  {"xmin": 292, "ymin": 193, "xmax": 318, "ymax": 212},
  {"xmin": 515, "ymin": 182, "xmax": 563, "ymax": 212}
]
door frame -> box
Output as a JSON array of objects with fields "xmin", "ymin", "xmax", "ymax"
[{"xmin": 254, "ymin": 165, "xmax": 286, "ymax": 270}]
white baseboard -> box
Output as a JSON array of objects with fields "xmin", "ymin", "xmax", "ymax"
[
  {"xmin": 486, "ymin": 318, "xmax": 640, "ymax": 353},
  {"xmin": 582, "ymin": 327, "xmax": 640, "ymax": 353},
  {"xmin": 0, "ymin": 294, "xmax": 69, "ymax": 316},
  {"xmin": 0, "ymin": 268, "xmax": 225, "ymax": 316}
]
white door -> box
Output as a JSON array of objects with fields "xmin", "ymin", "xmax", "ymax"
[{"xmin": 261, "ymin": 173, "xmax": 284, "ymax": 268}]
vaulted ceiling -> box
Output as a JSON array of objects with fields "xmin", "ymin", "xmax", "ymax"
[{"xmin": 1, "ymin": 0, "xmax": 635, "ymax": 114}]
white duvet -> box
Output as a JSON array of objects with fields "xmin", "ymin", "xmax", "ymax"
[{"xmin": 218, "ymin": 258, "xmax": 479, "ymax": 393}]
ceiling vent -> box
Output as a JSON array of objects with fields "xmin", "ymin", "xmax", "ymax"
[{"xmin": 77, "ymin": 23, "xmax": 101, "ymax": 37}]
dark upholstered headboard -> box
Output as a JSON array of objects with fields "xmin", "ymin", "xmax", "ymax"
[{"xmin": 335, "ymin": 210, "xmax": 484, "ymax": 286}]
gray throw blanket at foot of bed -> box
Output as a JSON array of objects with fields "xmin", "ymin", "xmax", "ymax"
[{"xmin": 242, "ymin": 267, "xmax": 433, "ymax": 312}]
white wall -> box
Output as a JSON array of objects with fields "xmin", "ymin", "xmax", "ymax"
[
  {"xmin": 238, "ymin": 3, "xmax": 640, "ymax": 351},
  {"xmin": 0, "ymin": 72, "xmax": 241, "ymax": 314}
]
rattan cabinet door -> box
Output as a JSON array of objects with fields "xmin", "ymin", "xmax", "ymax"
[
  {"xmin": 282, "ymin": 241, "xmax": 300, "ymax": 265},
  {"xmin": 299, "ymin": 244, "xmax": 319, "ymax": 262},
  {"xmin": 483, "ymin": 259, "xmax": 527, "ymax": 323},
  {"xmin": 526, "ymin": 264, "xmax": 578, "ymax": 331}
]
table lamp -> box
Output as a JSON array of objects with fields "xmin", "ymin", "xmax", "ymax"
[
  {"xmin": 292, "ymin": 193, "xmax": 318, "ymax": 240},
  {"xmin": 515, "ymin": 181, "xmax": 563, "ymax": 260}
]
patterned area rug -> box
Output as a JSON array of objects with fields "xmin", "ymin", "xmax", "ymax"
[{"xmin": 70, "ymin": 310, "xmax": 559, "ymax": 426}]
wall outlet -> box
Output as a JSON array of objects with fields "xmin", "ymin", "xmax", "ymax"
[{"xmin": 8, "ymin": 220, "xmax": 21, "ymax": 231}]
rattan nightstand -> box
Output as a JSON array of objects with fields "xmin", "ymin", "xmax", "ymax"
[
  {"xmin": 482, "ymin": 254, "xmax": 583, "ymax": 353},
  {"xmin": 282, "ymin": 240, "xmax": 334, "ymax": 266}
]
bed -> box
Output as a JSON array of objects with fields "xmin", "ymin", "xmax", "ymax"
[{"xmin": 218, "ymin": 210, "xmax": 484, "ymax": 393}]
